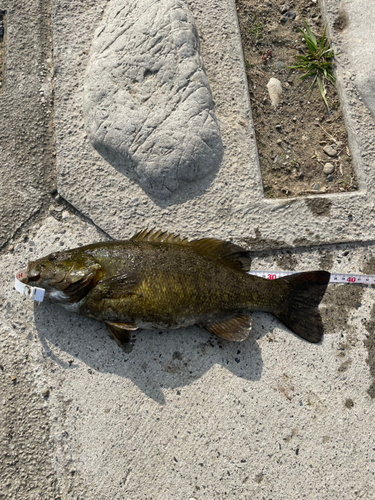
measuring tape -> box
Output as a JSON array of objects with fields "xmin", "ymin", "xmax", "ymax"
[
  {"xmin": 15, "ymin": 269, "xmax": 45, "ymax": 302},
  {"xmin": 14, "ymin": 268, "xmax": 375, "ymax": 303},
  {"xmin": 248, "ymin": 270, "xmax": 375, "ymax": 284}
]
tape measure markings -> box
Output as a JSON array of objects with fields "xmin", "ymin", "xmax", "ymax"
[{"xmin": 248, "ymin": 270, "xmax": 375, "ymax": 284}]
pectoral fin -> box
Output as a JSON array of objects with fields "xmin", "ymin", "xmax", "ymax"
[
  {"xmin": 203, "ymin": 314, "xmax": 253, "ymax": 342},
  {"xmin": 106, "ymin": 321, "xmax": 138, "ymax": 349},
  {"xmin": 91, "ymin": 273, "xmax": 139, "ymax": 300}
]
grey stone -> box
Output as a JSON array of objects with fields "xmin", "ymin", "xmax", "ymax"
[
  {"xmin": 280, "ymin": 11, "xmax": 296, "ymax": 23},
  {"xmin": 323, "ymin": 162, "xmax": 335, "ymax": 175},
  {"xmin": 83, "ymin": 0, "xmax": 223, "ymax": 199},
  {"xmin": 280, "ymin": 4, "xmax": 290, "ymax": 14},
  {"xmin": 275, "ymin": 61, "xmax": 286, "ymax": 71},
  {"xmin": 323, "ymin": 145, "xmax": 338, "ymax": 157}
]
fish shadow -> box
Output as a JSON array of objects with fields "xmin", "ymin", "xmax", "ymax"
[{"xmin": 33, "ymin": 302, "xmax": 277, "ymax": 404}]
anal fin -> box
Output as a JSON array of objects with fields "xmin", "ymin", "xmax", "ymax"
[
  {"xmin": 106, "ymin": 321, "xmax": 138, "ymax": 350},
  {"xmin": 204, "ymin": 314, "xmax": 253, "ymax": 342}
]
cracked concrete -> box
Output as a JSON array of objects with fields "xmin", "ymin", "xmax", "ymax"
[{"xmin": 1, "ymin": 0, "xmax": 375, "ymax": 499}]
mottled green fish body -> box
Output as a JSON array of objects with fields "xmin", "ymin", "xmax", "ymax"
[{"xmin": 21, "ymin": 229, "xmax": 330, "ymax": 348}]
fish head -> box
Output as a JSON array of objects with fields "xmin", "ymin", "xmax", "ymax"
[{"xmin": 20, "ymin": 249, "xmax": 102, "ymax": 303}]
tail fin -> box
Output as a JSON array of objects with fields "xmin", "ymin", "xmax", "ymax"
[{"xmin": 274, "ymin": 271, "xmax": 330, "ymax": 343}]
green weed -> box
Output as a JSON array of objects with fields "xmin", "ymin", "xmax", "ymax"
[
  {"xmin": 288, "ymin": 21, "xmax": 336, "ymax": 111},
  {"xmin": 248, "ymin": 17, "xmax": 265, "ymax": 41}
]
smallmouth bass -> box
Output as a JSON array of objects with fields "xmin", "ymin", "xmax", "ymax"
[{"xmin": 19, "ymin": 229, "xmax": 330, "ymax": 348}]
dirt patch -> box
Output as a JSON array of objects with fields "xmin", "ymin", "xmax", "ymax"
[
  {"xmin": 235, "ymin": 0, "xmax": 358, "ymax": 198},
  {"xmin": 333, "ymin": 10, "xmax": 349, "ymax": 32},
  {"xmin": 241, "ymin": 227, "xmax": 288, "ymax": 252},
  {"xmin": 362, "ymin": 256, "xmax": 375, "ymax": 276},
  {"xmin": 305, "ymin": 198, "xmax": 331, "ymax": 217},
  {"xmin": 276, "ymin": 251, "xmax": 297, "ymax": 270},
  {"xmin": 337, "ymin": 358, "xmax": 352, "ymax": 372},
  {"xmin": 344, "ymin": 398, "xmax": 354, "ymax": 409},
  {"xmin": 318, "ymin": 250, "xmax": 334, "ymax": 271}
]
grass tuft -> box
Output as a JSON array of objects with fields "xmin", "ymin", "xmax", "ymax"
[{"xmin": 289, "ymin": 21, "xmax": 336, "ymax": 111}]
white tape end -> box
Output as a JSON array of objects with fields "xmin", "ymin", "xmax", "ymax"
[{"xmin": 15, "ymin": 269, "xmax": 45, "ymax": 302}]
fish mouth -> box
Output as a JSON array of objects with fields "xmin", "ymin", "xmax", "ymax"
[
  {"xmin": 20, "ymin": 268, "xmax": 41, "ymax": 284},
  {"xmin": 28, "ymin": 273, "xmax": 41, "ymax": 284}
]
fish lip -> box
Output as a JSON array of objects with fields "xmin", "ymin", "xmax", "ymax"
[{"xmin": 22, "ymin": 272, "xmax": 41, "ymax": 284}]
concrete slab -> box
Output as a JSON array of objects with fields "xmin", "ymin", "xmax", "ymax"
[
  {"xmin": 2, "ymin": 0, "xmax": 375, "ymax": 498},
  {"xmin": 1, "ymin": 212, "xmax": 375, "ymax": 499},
  {"xmin": 52, "ymin": 0, "xmax": 375, "ymax": 247},
  {"xmin": 0, "ymin": 0, "xmax": 56, "ymax": 249}
]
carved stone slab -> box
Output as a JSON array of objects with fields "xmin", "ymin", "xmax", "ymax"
[{"xmin": 83, "ymin": 0, "xmax": 223, "ymax": 199}]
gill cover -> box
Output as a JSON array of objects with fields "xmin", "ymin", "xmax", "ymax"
[{"xmin": 42, "ymin": 251, "xmax": 102, "ymax": 303}]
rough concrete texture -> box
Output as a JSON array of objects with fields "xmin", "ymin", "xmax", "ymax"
[
  {"xmin": 53, "ymin": 0, "xmax": 375, "ymax": 246},
  {"xmin": 337, "ymin": 0, "xmax": 375, "ymax": 123},
  {"xmin": 2, "ymin": 0, "xmax": 375, "ymax": 498},
  {"xmin": 0, "ymin": 0, "xmax": 56, "ymax": 249},
  {"xmin": 1, "ymin": 212, "xmax": 375, "ymax": 499},
  {"xmin": 83, "ymin": 0, "xmax": 223, "ymax": 199}
]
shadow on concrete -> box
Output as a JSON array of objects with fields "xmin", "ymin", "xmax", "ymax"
[{"xmin": 32, "ymin": 302, "xmax": 276, "ymax": 404}]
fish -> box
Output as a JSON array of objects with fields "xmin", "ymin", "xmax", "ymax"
[{"xmin": 19, "ymin": 229, "xmax": 330, "ymax": 349}]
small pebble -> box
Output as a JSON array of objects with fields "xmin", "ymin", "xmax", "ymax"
[
  {"xmin": 313, "ymin": 184, "xmax": 320, "ymax": 191},
  {"xmin": 280, "ymin": 11, "xmax": 296, "ymax": 23},
  {"xmin": 267, "ymin": 78, "xmax": 283, "ymax": 107},
  {"xmin": 42, "ymin": 388, "xmax": 50, "ymax": 398},
  {"xmin": 9, "ymin": 245, "xmax": 14, "ymax": 252},
  {"xmin": 323, "ymin": 145, "xmax": 337, "ymax": 157},
  {"xmin": 280, "ymin": 3, "xmax": 290, "ymax": 14},
  {"xmin": 327, "ymin": 174, "xmax": 333, "ymax": 182},
  {"xmin": 50, "ymin": 188, "xmax": 58, "ymax": 196},
  {"xmin": 275, "ymin": 124, "xmax": 282, "ymax": 131},
  {"xmin": 276, "ymin": 139, "xmax": 283, "ymax": 145},
  {"xmin": 275, "ymin": 61, "xmax": 286, "ymax": 71},
  {"xmin": 323, "ymin": 162, "xmax": 335, "ymax": 175}
]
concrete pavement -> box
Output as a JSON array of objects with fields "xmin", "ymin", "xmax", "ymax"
[{"xmin": 1, "ymin": 0, "xmax": 375, "ymax": 499}]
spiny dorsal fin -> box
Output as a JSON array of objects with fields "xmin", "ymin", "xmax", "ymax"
[
  {"xmin": 130, "ymin": 228, "xmax": 188, "ymax": 245},
  {"xmin": 130, "ymin": 229, "xmax": 251, "ymax": 272},
  {"xmin": 204, "ymin": 314, "xmax": 253, "ymax": 342}
]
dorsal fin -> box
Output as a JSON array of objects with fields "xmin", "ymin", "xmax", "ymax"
[
  {"xmin": 130, "ymin": 229, "xmax": 251, "ymax": 272},
  {"xmin": 130, "ymin": 228, "xmax": 188, "ymax": 245}
]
